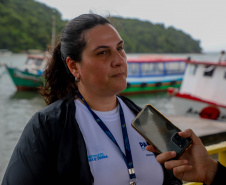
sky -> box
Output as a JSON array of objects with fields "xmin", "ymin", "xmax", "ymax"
[{"xmin": 36, "ymin": 0, "xmax": 226, "ymax": 53}]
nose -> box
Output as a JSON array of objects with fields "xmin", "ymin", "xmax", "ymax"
[{"xmin": 111, "ymin": 50, "xmax": 127, "ymax": 67}]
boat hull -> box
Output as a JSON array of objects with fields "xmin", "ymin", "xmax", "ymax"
[
  {"xmin": 121, "ymin": 79, "xmax": 182, "ymax": 95},
  {"xmin": 171, "ymin": 93, "xmax": 226, "ymax": 121},
  {"xmin": 6, "ymin": 66, "xmax": 44, "ymax": 91},
  {"xmin": 170, "ymin": 60, "xmax": 226, "ymax": 121}
]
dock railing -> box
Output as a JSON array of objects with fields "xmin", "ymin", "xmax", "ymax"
[{"xmin": 184, "ymin": 141, "xmax": 226, "ymax": 185}]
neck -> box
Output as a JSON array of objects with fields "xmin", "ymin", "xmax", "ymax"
[{"xmin": 78, "ymin": 89, "xmax": 118, "ymax": 112}]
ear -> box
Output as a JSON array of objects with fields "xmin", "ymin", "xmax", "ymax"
[{"xmin": 66, "ymin": 57, "xmax": 80, "ymax": 78}]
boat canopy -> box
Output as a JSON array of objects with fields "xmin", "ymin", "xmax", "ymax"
[{"xmin": 127, "ymin": 57, "xmax": 186, "ymax": 77}]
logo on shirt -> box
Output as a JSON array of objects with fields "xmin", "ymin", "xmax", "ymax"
[
  {"xmin": 88, "ymin": 153, "xmax": 108, "ymax": 162},
  {"xmin": 139, "ymin": 142, "xmax": 155, "ymax": 157},
  {"xmin": 139, "ymin": 141, "xmax": 148, "ymax": 151}
]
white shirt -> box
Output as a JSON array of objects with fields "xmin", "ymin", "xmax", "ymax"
[{"xmin": 75, "ymin": 97, "xmax": 164, "ymax": 185}]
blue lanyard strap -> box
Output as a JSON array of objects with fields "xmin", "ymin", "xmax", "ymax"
[{"xmin": 78, "ymin": 93, "xmax": 136, "ymax": 180}]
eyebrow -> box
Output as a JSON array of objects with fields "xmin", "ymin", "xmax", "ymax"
[{"xmin": 93, "ymin": 40, "xmax": 124, "ymax": 52}]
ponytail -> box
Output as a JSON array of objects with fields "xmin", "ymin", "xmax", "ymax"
[
  {"xmin": 40, "ymin": 14, "xmax": 110, "ymax": 105},
  {"xmin": 40, "ymin": 42, "xmax": 77, "ymax": 105}
]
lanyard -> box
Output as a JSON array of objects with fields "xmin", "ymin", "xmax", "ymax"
[{"xmin": 78, "ymin": 93, "xmax": 136, "ymax": 183}]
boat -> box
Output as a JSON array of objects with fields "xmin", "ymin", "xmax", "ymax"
[
  {"xmin": 121, "ymin": 55, "xmax": 187, "ymax": 95},
  {"xmin": 5, "ymin": 11, "xmax": 55, "ymax": 91},
  {"xmin": 6, "ymin": 55, "xmax": 46, "ymax": 91},
  {"xmin": 168, "ymin": 59, "xmax": 226, "ymax": 121},
  {"xmin": 6, "ymin": 54, "xmax": 186, "ymax": 93}
]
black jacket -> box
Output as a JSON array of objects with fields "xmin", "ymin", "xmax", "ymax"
[
  {"xmin": 2, "ymin": 96, "xmax": 182, "ymax": 185},
  {"xmin": 210, "ymin": 162, "xmax": 226, "ymax": 185}
]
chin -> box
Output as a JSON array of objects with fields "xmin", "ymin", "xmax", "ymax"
[
  {"xmin": 114, "ymin": 83, "xmax": 127, "ymax": 94},
  {"xmin": 109, "ymin": 78, "xmax": 127, "ymax": 94}
]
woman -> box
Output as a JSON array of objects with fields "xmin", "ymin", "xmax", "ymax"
[{"xmin": 2, "ymin": 14, "xmax": 181, "ymax": 185}]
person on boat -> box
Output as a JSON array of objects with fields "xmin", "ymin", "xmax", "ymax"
[
  {"xmin": 146, "ymin": 129, "xmax": 226, "ymax": 185},
  {"xmin": 2, "ymin": 14, "xmax": 181, "ymax": 185},
  {"xmin": 218, "ymin": 50, "xmax": 226, "ymax": 63}
]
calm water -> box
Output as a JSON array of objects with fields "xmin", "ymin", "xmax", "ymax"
[{"xmin": 0, "ymin": 52, "xmax": 220, "ymax": 181}]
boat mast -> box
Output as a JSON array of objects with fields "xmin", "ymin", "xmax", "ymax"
[{"xmin": 51, "ymin": 10, "xmax": 56, "ymax": 51}]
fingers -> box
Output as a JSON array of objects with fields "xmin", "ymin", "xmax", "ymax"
[
  {"xmin": 145, "ymin": 145, "xmax": 159, "ymax": 153},
  {"xmin": 173, "ymin": 165, "xmax": 193, "ymax": 179},
  {"xmin": 178, "ymin": 129, "xmax": 193, "ymax": 138},
  {"xmin": 145, "ymin": 145, "xmax": 178, "ymax": 163},
  {"xmin": 156, "ymin": 151, "xmax": 177, "ymax": 163},
  {"xmin": 164, "ymin": 159, "xmax": 189, "ymax": 170},
  {"xmin": 179, "ymin": 129, "xmax": 202, "ymax": 145}
]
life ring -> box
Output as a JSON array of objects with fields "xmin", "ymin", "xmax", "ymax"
[
  {"xmin": 167, "ymin": 87, "xmax": 178, "ymax": 96},
  {"xmin": 199, "ymin": 106, "xmax": 220, "ymax": 120}
]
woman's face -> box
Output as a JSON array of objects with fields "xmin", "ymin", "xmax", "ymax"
[{"xmin": 77, "ymin": 24, "xmax": 128, "ymax": 97}]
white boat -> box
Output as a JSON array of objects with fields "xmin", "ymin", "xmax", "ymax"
[{"xmin": 169, "ymin": 59, "xmax": 226, "ymax": 121}]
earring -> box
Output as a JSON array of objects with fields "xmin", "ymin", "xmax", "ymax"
[{"xmin": 75, "ymin": 77, "xmax": 80, "ymax": 82}]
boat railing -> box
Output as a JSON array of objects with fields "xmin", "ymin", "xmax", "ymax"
[{"xmin": 184, "ymin": 141, "xmax": 226, "ymax": 185}]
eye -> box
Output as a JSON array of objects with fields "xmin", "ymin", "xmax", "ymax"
[
  {"xmin": 97, "ymin": 50, "xmax": 107, "ymax": 55},
  {"xmin": 117, "ymin": 45, "xmax": 124, "ymax": 51}
]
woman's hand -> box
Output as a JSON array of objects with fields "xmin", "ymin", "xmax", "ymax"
[{"xmin": 146, "ymin": 129, "xmax": 218, "ymax": 185}]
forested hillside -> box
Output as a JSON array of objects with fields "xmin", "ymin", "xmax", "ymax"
[
  {"xmin": 112, "ymin": 17, "xmax": 201, "ymax": 53},
  {"xmin": 0, "ymin": 0, "xmax": 202, "ymax": 53},
  {"xmin": 0, "ymin": 0, "xmax": 67, "ymax": 52}
]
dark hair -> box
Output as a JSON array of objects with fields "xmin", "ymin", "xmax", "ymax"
[{"xmin": 40, "ymin": 14, "xmax": 110, "ymax": 105}]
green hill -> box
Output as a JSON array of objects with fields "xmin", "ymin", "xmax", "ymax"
[
  {"xmin": 0, "ymin": 0, "xmax": 201, "ymax": 53},
  {"xmin": 0, "ymin": 0, "xmax": 67, "ymax": 52},
  {"xmin": 112, "ymin": 17, "xmax": 201, "ymax": 53}
]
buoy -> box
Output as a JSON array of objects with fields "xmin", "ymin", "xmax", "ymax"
[
  {"xmin": 167, "ymin": 87, "xmax": 178, "ymax": 96},
  {"xmin": 200, "ymin": 106, "xmax": 220, "ymax": 120}
]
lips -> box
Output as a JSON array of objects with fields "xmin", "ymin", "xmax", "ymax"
[{"xmin": 111, "ymin": 72, "xmax": 125, "ymax": 77}]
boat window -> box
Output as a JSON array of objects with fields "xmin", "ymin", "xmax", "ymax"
[
  {"xmin": 203, "ymin": 65, "xmax": 215, "ymax": 77},
  {"xmin": 141, "ymin": 63, "xmax": 164, "ymax": 76},
  {"xmin": 165, "ymin": 62, "xmax": 186, "ymax": 74},
  {"xmin": 127, "ymin": 63, "xmax": 140, "ymax": 76},
  {"xmin": 36, "ymin": 59, "xmax": 43, "ymax": 66},
  {"xmin": 26, "ymin": 58, "xmax": 36, "ymax": 66}
]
